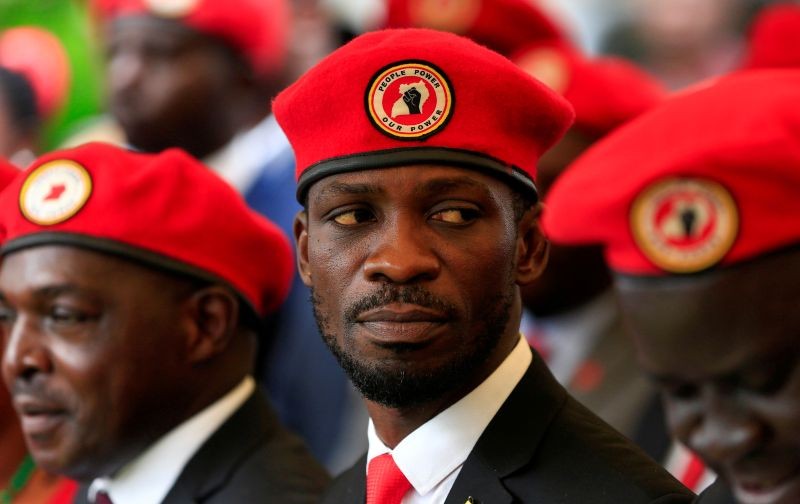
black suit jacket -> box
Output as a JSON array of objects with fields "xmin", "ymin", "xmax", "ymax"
[
  {"xmin": 75, "ymin": 389, "xmax": 329, "ymax": 504},
  {"xmin": 694, "ymin": 479, "xmax": 736, "ymax": 504},
  {"xmin": 322, "ymin": 353, "xmax": 694, "ymax": 503}
]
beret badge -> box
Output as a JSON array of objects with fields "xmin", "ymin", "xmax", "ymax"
[
  {"xmin": 630, "ymin": 178, "xmax": 739, "ymax": 273},
  {"xmin": 365, "ymin": 60, "xmax": 454, "ymax": 140},
  {"xmin": 19, "ymin": 160, "xmax": 92, "ymax": 226}
]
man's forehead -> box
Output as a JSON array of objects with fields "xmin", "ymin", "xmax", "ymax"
[
  {"xmin": 618, "ymin": 252, "xmax": 800, "ymax": 376},
  {"xmin": 309, "ymin": 165, "xmax": 504, "ymax": 205},
  {"xmin": 0, "ymin": 245, "xmax": 139, "ymax": 286}
]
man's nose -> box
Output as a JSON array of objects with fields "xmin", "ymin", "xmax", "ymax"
[
  {"xmin": 362, "ymin": 216, "xmax": 441, "ymax": 284},
  {"xmin": 686, "ymin": 389, "xmax": 765, "ymax": 466},
  {"xmin": 2, "ymin": 316, "xmax": 51, "ymax": 386}
]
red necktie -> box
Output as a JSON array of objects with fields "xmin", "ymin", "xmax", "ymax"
[
  {"xmin": 94, "ymin": 491, "xmax": 114, "ymax": 504},
  {"xmin": 366, "ymin": 453, "xmax": 412, "ymax": 504}
]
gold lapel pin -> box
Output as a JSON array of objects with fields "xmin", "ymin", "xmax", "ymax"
[{"xmin": 465, "ymin": 498, "xmax": 475, "ymax": 504}]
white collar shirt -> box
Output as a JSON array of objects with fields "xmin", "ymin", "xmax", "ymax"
[
  {"xmin": 87, "ymin": 376, "xmax": 255, "ymax": 504},
  {"xmin": 366, "ymin": 335, "xmax": 532, "ymax": 504}
]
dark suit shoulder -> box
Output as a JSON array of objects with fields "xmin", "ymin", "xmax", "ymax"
[
  {"xmin": 167, "ymin": 389, "xmax": 330, "ymax": 504},
  {"xmin": 452, "ymin": 356, "xmax": 694, "ymax": 503},
  {"xmin": 207, "ymin": 424, "xmax": 330, "ymax": 503},
  {"xmin": 693, "ymin": 479, "xmax": 736, "ymax": 504},
  {"xmin": 320, "ymin": 456, "xmax": 366, "ymax": 504},
  {"xmin": 511, "ymin": 394, "xmax": 694, "ymax": 503}
]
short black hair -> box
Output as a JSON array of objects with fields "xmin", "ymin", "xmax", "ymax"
[{"xmin": 511, "ymin": 188, "xmax": 537, "ymax": 224}]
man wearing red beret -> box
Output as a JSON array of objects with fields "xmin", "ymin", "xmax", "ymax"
[
  {"xmin": 90, "ymin": 0, "xmax": 361, "ymax": 468},
  {"xmin": 513, "ymin": 39, "xmax": 667, "ymax": 446},
  {"xmin": 545, "ymin": 69, "xmax": 800, "ymax": 504},
  {"xmin": 0, "ymin": 143, "xmax": 329, "ymax": 503},
  {"xmin": 275, "ymin": 27, "xmax": 693, "ymax": 503},
  {"xmin": 0, "ymin": 158, "xmax": 81, "ymax": 504}
]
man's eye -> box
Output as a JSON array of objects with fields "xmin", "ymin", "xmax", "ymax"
[
  {"xmin": 333, "ymin": 209, "xmax": 374, "ymax": 226},
  {"xmin": 430, "ymin": 208, "xmax": 479, "ymax": 224},
  {"xmin": 736, "ymin": 354, "xmax": 797, "ymax": 396},
  {"xmin": 49, "ymin": 307, "xmax": 91, "ymax": 325}
]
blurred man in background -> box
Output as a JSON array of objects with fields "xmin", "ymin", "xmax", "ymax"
[
  {"xmin": 90, "ymin": 0, "xmax": 360, "ymax": 469},
  {"xmin": 545, "ymin": 68, "xmax": 800, "ymax": 504}
]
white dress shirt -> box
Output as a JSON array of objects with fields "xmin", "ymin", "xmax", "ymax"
[
  {"xmin": 87, "ymin": 376, "xmax": 256, "ymax": 504},
  {"xmin": 366, "ymin": 335, "xmax": 532, "ymax": 503}
]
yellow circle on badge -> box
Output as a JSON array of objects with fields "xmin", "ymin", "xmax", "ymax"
[
  {"xmin": 19, "ymin": 160, "xmax": 93, "ymax": 226},
  {"xmin": 366, "ymin": 60, "xmax": 454, "ymax": 140},
  {"xmin": 630, "ymin": 178, "xmax": 739, "ymax": 273},
  {"xmin": 144, "ymin": 0, "xmax": 199, "ymax": 18}
]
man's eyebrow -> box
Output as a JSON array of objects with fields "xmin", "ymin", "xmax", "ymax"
[
  {"xmin": 0, "ymin": 284, "xmax": 88, "ymax": 305},
  {"xmin": 413, "ymin": 176, "xmax": 490, "ymax": 198},
  {"xmin": 314, "ymin": 182, "xmax": 383, "ymax": 205},
  {"xmin": 33, "ymin": 285, "xmax": 86, "ymax": 299}
]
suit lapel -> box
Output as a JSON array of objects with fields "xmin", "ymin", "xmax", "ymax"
[
  {"xmin": 161, "ymin": 389, "xmax": 279, "ymax": 504},
  {"xmin": 444, "ymin": 352, "xmax": 567, "ymax": 503}
]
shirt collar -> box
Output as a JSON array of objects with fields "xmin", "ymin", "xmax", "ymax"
[
  {"xmin": 367, "ymin": 335, "xmax": 532, "ymax": 496},
  {"xmin": 88, "ymin": 376, "xmax": 255, "ymax": 504}
]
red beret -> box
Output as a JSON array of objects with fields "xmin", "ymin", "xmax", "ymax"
[
  {"xmin": 543, "ymin": 69, "xmax": 800, "ymax": 275},
  {"xmin": 384, "ymin": 0, "xmax": 567, "ymax": 57},
  {"xmin": 274, "ymin": 28, "xmax": 575, "ymax": 201},
  {"xmin": 0, "ymin": 142, "xmax": 293, "ymax": 315},
  {"xmin": 513, "ymin": 41, "xmax": 666, "ymax": 137},
  {"xmin": 92, "ymin": 0, "xmax": 290, "ymax": 76},
  {"xmin": 0, "ymin": 27, "xmax": 71, "ymax": 118},
  {"xmin": 741, "ymin": 3, "xmax": 800, "ymax": 70}
]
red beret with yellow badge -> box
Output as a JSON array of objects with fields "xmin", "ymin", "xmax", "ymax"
[
  {"xmin": 92, "ymin": 0, "xmax": 290, "ymax": 75},
  {"xmin": 274, "ymin": 28, "xmax": 575, "ymax": 202},
  {"xmin": 0, "ymin": 142, "xmax": 293, "ymax": 315},
  {"xmin": 543, "ymin": 69, "xmax": 800, "ymax": 275}
]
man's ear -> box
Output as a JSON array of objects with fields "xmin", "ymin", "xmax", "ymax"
[
  {"xmin": 516, "ymin": 205, "xmax": 550, "ymax": 286},
  {"xmin": 294, "ymin": 210, "xmax": 313, "ymax": 287},
  {"xmin": 183, "ymin": 286, "xmax": 239, "ymax": 364}
]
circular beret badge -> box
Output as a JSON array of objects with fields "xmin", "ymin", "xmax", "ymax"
[
  {"xmin": 366, "ymin": 60, "xmax": 454, "ymax": 140},
  {"xmin": 630, "ymin": 178, "xmax": 738, "ymax": 273},
  {"xmin": 19, "ymin": 160, "xmax": 92, "ymax": 226}
]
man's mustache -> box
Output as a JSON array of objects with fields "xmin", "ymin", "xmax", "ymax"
[{"xmin": 344, "ymin": 285, "xmax": 458, "ymax": 322}]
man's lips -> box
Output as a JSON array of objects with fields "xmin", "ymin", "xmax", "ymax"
[
  {"xmin": 356, "ymin": 305, "xmax": 449, "ymax": 344},
  {"xmin": 13, "ymin": 395, "xmax": 69, "ymax": 438}
]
